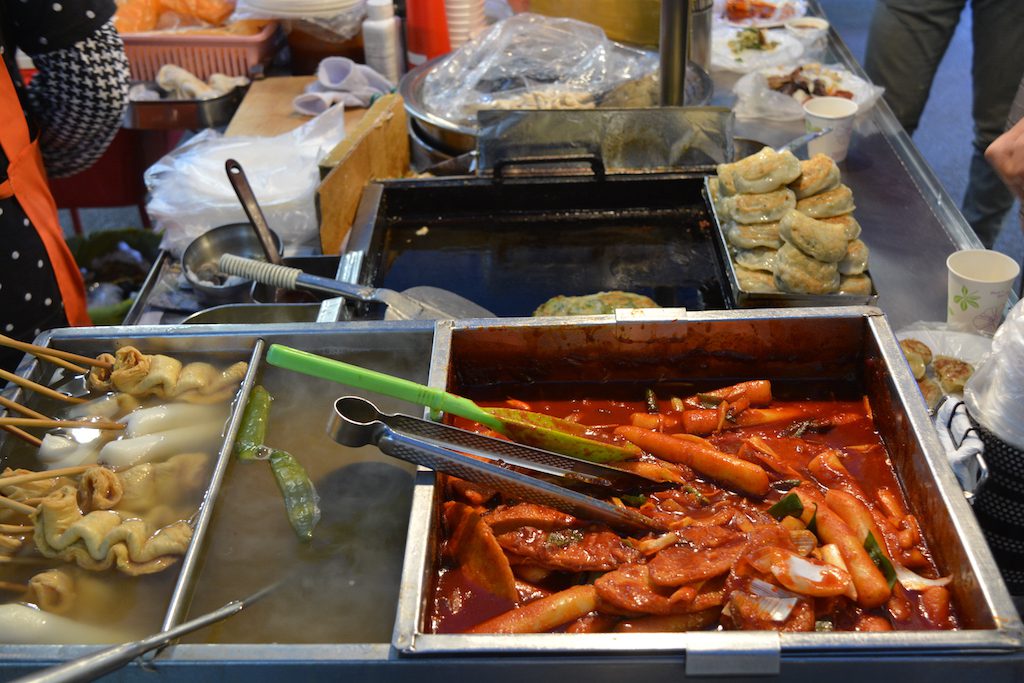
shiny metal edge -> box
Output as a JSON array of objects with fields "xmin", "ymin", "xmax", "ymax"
[
  {"xmin": 702, "ymin": 177, "xmax": 879, "ymax": 308},
  {"xmin": 122, "ymin": 249, "xmax": 172, "ymax": 326},
  {"xmin": 396, "ymin": 308, "xmax": 1023, "ymax": 655},
  {"xmin": 161, "ymin": 338, "xmax": 266, "ymax": 631}
]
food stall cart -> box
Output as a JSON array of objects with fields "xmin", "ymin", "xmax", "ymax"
[{"xmin": 0, "ymin": 2, "xmax": 1020, "ymax": 680}]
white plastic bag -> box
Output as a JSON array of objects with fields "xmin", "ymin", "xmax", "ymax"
[
  {"xmin": 966, "ymin": 299, "xmax": 1024, "ymax": 451},
  {"xmin": 231, "ymin": 0, "xmax": 366, "ymax": 41},
  {"xmin": 732, "ymin": 62, "xmax": 884, "ymax": 121},
  {"xmin": 144, "ymin": 105, "xmax": 347, "ymax": 258}
]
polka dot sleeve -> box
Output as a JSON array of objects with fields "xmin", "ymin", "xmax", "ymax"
[{"xmin": 9, "ymin": 0, "xmax": 115, "ymax": 56}]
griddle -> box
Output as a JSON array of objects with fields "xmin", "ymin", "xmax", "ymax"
[{"xmin": 344, "ymin": 173, "xmax": 735, "ymax": 317}]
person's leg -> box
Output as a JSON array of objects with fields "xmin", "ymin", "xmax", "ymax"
[
  {"xmin": 961, "ymin": 0, "xmax": 1024, "ymax": 247},
  {"xmin": 864, "ymin": 0, "xmax": 965, "ymax": 135}
]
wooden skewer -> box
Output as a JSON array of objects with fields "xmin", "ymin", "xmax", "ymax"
[
  {"xmin": 0, "ymin": 417, "xmax": 123, "ymax": 431},
  {"xmin": 0, "ymin": 368, "xmax": 86, "ymax": 404},
  {"xmin": 0, "ymin": 496, "xmax": 35, "ymax": 516},
  {"xmin": 0, "ymin": 426, "xmax": 41, "ymax": 447},
  {"xmin": 0, "ymin": 524, "xmax": 32, "ymax": 534},
  {"xmin": 0, "ymin": 396, "xmax": 49, "ymax": 420},
  {"xmin": 32, "ymin": 354, "xmax": 87, "ymax": 375},
  {"xmin": 0, "ymin": 465, "xmax": 93, "ymax": 489},
  {"xmin": 0, "ymin": 334, "xmax": 111, "ymax": 370},
  {"xmin": 0, "ymin": 581, "xmax": 26, "ymax": 593}
]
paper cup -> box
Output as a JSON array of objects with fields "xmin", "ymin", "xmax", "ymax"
[
  {"xmin": 947, "ymin": 249, "xmax": 1020, "ymax": 335},
  {"xmin": 785, "ymin": 16, "xmax": 829, "ymax": 43},
  {"xmin": 803, "ymin": 96, "xmax": 859, "ymax": 162}
]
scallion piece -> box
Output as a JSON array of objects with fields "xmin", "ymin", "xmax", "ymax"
[
  {"xmin": 768, "ymin": 492, "xmax": 804, "ymax": 520},
  {"xmin": 620, "ymin": 493, "xmax": 648, "ymax": 508},
  {"xmin": 645, "ymin": 388, "xmax": 659, "ymax": 414},
  {"xmin": 864, "ymin": 531, "xmax": 897, "ymax": 588}
]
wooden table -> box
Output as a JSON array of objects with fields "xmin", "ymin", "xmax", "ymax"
[{"xmin": 225, "ymin": 76, "xmax": 366, "ymax": 137}]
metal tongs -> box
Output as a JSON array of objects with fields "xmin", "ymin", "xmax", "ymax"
[{"xmin": 330, "ymin": 396, "xmax": 665, "ymax": 533}]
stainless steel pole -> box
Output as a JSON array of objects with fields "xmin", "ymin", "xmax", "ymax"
[{"xmin": 659, "ymin": 0, "xmax": 690, "ymax": 106}]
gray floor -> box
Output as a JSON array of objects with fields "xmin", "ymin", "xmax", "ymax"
[{"xmin": 61, "ymin": 2, "xmax": 1024, "ymax": 270}]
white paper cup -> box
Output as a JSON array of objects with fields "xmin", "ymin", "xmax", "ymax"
[
  {"xmin": 946, "ymin": 249, "xmax": 1021, "ymax": 335},
  {"xmin": 803, "ymin": 96, "xmax": 859, "ymax": 162}
]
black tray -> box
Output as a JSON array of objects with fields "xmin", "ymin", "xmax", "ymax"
[{"xmin": 344, "ymin": 174, "xmax": 735, "ymax": 317}]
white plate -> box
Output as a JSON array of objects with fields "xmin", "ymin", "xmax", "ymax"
[
  {"xmin": 713, "ymin": 0, "xmax": 808, "ymax": 28},
  {"xmin": 711, "ymin": 28, "xmax": 804, "ymax": 74}
]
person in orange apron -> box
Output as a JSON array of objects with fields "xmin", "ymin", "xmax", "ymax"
[{"xmin": 0, "ymin": 0, "xmax": 128, "ymax": 372}]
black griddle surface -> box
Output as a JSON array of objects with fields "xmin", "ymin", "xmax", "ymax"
[{"xmin": 354, "ymin": 175, "xmax": 734, "ymax": 317}]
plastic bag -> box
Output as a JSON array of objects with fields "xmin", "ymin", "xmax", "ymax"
[
  {"xmin": 710, "ymin": 27, "xmax": 805, "ymax": 74},
  {"xmin": 732, "ymin": 62, "xmax": 884, "ymax": 121},
  {"xmin": 966, "ymin": 299, "xmax": 1024, "ymax": 451},
  {"xmin": 231, "ymin": 0, "xmax": 365, "ymax": 41},
  {"xmin": 421, "ymin": 13, "xmax": 658, "ymax": 129},
  {"xmin": 144, "ymin": 104, "xmax": 347, "ymax": 258}
]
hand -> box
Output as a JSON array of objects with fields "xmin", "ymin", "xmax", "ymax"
[{"xmin": 985, "ymin": 115, "xmax": 1024, "ymax": 201}]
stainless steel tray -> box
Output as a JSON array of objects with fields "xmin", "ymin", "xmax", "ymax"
[
  {"xmin": 122, "ymin": 83, "xmax": 248, "ymax": 130},
  {"xmin": 705, "ymin": 178, "xmax": 880, "ymax": 308},
  {"xmin": 395, "ymin": 308, "xmax": 1020, "ymax": 674}
]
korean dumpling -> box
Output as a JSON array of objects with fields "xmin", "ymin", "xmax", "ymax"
[
  {"xmin": 796, "ymin": 184, "xmax": 855, "ymax": 218},
  {"xmin": 819, "ymin": 214, "xmax": 862, "ymax": 241},
  {"xmin": 778, "ymin": 209, "xmax": 849, "ymax": 263},
  {"xmin": 900, "ymin": 338, "xmax": 934, "ymax": 366},
  {"xmin": 789, "ymin": 154, "xmax": 841, "ymax": 199},
  {"xmin": 839, "ymin": 273, "xmax": 873, "ymax": 295},
  {"xmin": 726, "ymin": 222, "xmax": 783, "ymax": 250},
  {"xmin": 718, "ymin": 146, "xmax": 802, "ymax": 194},
  {"xmin": 774, "ymin": 242, "xmax": 840, "ymax": 294},
  {"xmin": 735, "ymin": 265, "xmax": 778, "ymax": 293},
  {"xmin": 722, "ymin": 188, "xmax": 796, "ymax": 224},
  {"xmin": 838, "ymin": 239, "xmax": 870, "ymax": 275},
  {"xmin": 733, "ymin": 247, "xmax": 778, "ymax": 273}
]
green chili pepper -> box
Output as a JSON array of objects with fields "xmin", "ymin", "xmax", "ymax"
[
  {"xmin": 864, "ymin": 531, "xmax": 897, "ymax": 588},
  {"xmin": 235, "ymin": 385, "xmax": 272, "ymax": 461},
  {"xmin": 767, "ymin": 492, "xmax": 804, "ymax": 520},
  {"xmin": 269, "ymin": 449, "xmax": 321, "ymax": 542}
]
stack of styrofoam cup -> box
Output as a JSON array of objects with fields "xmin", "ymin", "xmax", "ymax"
[{"xmin": 444, "ymin": 0, "xmax": 485, "ymax": 48}]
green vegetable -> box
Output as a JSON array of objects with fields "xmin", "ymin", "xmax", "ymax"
[
  {"xmin": 864, "ymin": 531, "xmax": 897, "ymax": 588},
  {"xmin": 547, "ymin": 529, "xmax": 584, "ymax": 549},
  {"xmin": 768, "ymin": 492, "xmax": 804, "ymax": 520},
  {"xmin": 645, "ymin": 388, "xmax": 659, "ymax": 414},
  {"xmin": 806, "ymin": 504, "xmax": 818, "ymax": 536},
  {"xmin": 670, "ymin": 397, "xmax": 686, "ymax": 412},
  {"xmin": 696, "ymin": 393, "xmax": 724, "ymax": 409},
  {"xmin": 620, "ymin": 493, "xmax": 648, "ymax": 508},
  {"xmin": 269, "ymin": 449, "xmax": 321, "ymax": 542},
  {"xmin": 683, "ymin": 484, "xmax": 710, "ymax": 506},
  {"xmin": 235, "ymin": 385, "xmax": 272, "ymax": 461}
]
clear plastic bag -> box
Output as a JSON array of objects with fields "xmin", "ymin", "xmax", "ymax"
[
  {"xmin": 732, "ymin": 62, "xmax": 884, "ymax": 121},
  {"xmin": 144, "ymin": 105, "xmax": 348, "ymax": 257},
  {"xmin": 421, "ymin": 13, "xmax": 658, "ymax": 129},
  {"xmin": 966, "ymin": 299, "xmax": 1024, "ymax": 451},
  {"xmin": 231, "ymin": 0, "xmax": 365, "ymax": 41}
]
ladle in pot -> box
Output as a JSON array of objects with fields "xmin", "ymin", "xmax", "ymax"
[{"xmin": 225, "ymin": 158, "xmax": 283, "ymax": 266}]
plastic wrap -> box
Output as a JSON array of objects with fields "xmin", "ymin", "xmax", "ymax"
[
  {"xmin": 966, "ymin": 299, "xmax": 1024, "ymax": 451},
  {"xmin": 421, "ymin": 13, "xmax": 658, "ymax": 129},
  {"xmin": 710, "ymin": 27, "xmax": 805, "ymax": 74},
  {"xmin": 144, "ymin": 105, "xmax": 347, "ymax": 257},
  {"xmin": 732, "ymin": 62, "xmax": 884, "ymax": 121},
  {"xmin": 231, "ymin": 0, "xmax": 365, "ymax": 40}
]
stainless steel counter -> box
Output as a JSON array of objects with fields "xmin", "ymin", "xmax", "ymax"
[{"xmin": 709, "ymin": 5, "xmax": 984, "ymax": 331}]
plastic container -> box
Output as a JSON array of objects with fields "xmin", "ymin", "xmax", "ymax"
[
  {"xmin": 362, "ymin": 0, "xmax": 404, "ymax": 83},
  {"xmin": 121, "ymin": 22, "xmax": 281, "ymax": 81},
  {"xmin": 405, "ymin": 0, "xmax": 450, "ymax": 68}
]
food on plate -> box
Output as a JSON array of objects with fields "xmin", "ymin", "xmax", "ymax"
[
  {"xmin": 728, "ymin": 27, "xmax": 779, "ymax": 54},
  {"xmin": 717, "ymin": 146, "xmax": 801, "ymax": 194},
  {"xmin": 734, "ymin": 247, "xmax": 778, "ymax": 273},
  {"xmin": 735, "ymin": 265, "xmax": 779, "ymax": 292},
  {"xmin": 900, "ymin": 339, "xmax": 934, "ymax": 367},
  {"xmin": 725, "ymin": 0, "xmax": 801, "ymax": 24},
  {"xmin": 721, "ymin": 188, "xmax": 797, "ymax": 224},
  {"xmin": 774, "ymin": 241, "xmax": 840, "ymax": 294},
  {"xmin": 726, "ymin": 222, "xmax": 783, "ymax": 250},
  {"xmin": 933, "ymin": 356, "xmax": 975, "ymax": 395},
  {"xmin": 795, "ymin": 184, "xmax": 856, "ymax": 218},
  {"xmin": 788, "ymin": 154, "xmax": 840, "ymax": 199},
  {"xmin": 533, "ymin": 292, "xmax": 660, "ymax": 317},
  {"xmin": 779, "ymin": 209, "xmax": 849, "ymax": 263},
  {"xmin": 433, "ymin": 380, "xmax": 958, "ymax": 634},
  {"xmin": 917, "ymin": 377, "xmax": 944, "ymax": 411},
  {"xmin": 766, "ymin": 63, "xmax": 854, "ymax": 104}
]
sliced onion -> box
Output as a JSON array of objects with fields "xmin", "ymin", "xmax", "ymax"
[
  {"xmin": 748, "ymin": 578, "xmax": 799, "ymax": 622},
  {"xmin": 634, "ymin": 532, "xmax": 679, "ymax": 556},
  {"xmin": 789, "ymin": 529, "xmax": 817, "ymax": 556},
  {"xmin": 894, "ymin": 564, "xmax": 952, "ymax": 591}
]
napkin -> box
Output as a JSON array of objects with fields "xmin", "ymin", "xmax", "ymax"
[
  {"xmin": 292, "ymin": 57, "xmax": 394, "ymax": 115},
  {"xmin": 935, "ymin": 397, "xmax": 987, "ymax": 500}
]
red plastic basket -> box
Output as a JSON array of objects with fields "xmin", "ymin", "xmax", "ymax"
[{"xmin": 121, "ymin": 21, "xmax": 281, "ymax": 81}]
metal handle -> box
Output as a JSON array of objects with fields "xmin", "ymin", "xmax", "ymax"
[
  {"xmin": 218, "ymin": 254, "xmax": 379, "ymax": 303},
  {"xmin": 225, "ymin": 158, "xmax": 283, "ymax": 266}
]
